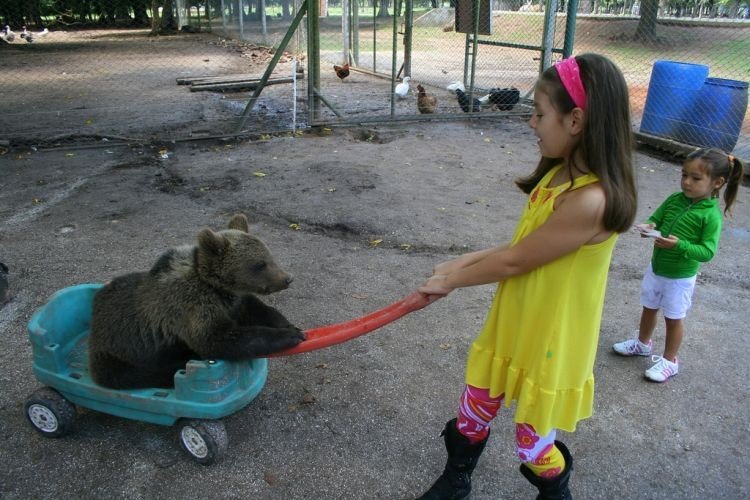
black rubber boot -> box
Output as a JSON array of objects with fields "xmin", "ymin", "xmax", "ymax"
[
  {"xmin": 519, "ymin": 440, "xmax": 574, "ymax": 500},
  {"xmin": 418, "ymin": 418, "xmax": 489, "ymax": 500}
]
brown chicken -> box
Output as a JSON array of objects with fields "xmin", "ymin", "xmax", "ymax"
[
  {"xmin": 334, "ymin": 63, "xmax": 350, "ymax": 81},
  {"xmin": 417, "ymin": 84, "xmax": 438, "ymax": 114}
]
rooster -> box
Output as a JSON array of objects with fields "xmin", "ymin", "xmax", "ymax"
[
  {"xmin": 417, "ymin": 84, "xmax": 437, "ymax": 114},
  {"xmin": 334, "ymin": 63, "xmax": 350, "ymax": 81},
  {"xmin": 478, "ymin": 87, "xmax": 520, "ymax": 110}
]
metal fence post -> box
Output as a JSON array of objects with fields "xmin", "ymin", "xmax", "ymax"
[
  {"xmin": 540, "ymin": 0, "xmax": 559, "ymax": 72},
  {"xmin": 563, "ymin": 0, "xmax": 579, "ymax": 58}
]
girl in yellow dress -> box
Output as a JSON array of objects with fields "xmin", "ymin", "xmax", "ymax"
[{"xmin": 416, "ymin": 54, "xmax": 637, "ymax": 500}]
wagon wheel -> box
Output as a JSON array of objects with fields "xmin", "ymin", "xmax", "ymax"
[
  {"xmin": 178, "ymin": 419, "xmax": 228, "ymax": 465},
  {"xmin": 24, "ymin": 387, "xmax": 77, "ymax": 438}
]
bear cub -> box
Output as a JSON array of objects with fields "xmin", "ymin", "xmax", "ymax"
[{"xmin": 89, "ymin": 213, "xmax": 305, "ymax": 389}]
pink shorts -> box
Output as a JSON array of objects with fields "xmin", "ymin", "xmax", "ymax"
[{"xmin": 640, "ymin": 264, "xmax": 696, "ymax": 319}]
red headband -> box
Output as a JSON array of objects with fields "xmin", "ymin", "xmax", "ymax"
[{"xmin": 555, "ymin": 57, "xmax": 587, "ymax": 110}]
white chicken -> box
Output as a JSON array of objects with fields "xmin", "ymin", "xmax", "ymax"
[
  {"xmin": 395, "ymin": 76, "xmax": 411, "ymax": 99},
  {"xmin": 23, "ymin": 27, "xmax": 48, "ymax": 43},
  {"xmin": 2, "ymin": 25, "xmax": 15, "ymax": 42}
]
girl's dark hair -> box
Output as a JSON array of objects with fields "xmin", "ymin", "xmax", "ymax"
[
  {"xmin": 687, "ymin": 147, "xmax": 744, "ymax": 215},
  {"xmin": 516, "ymin": 53, "xmax": 637, "ymax": 233}
]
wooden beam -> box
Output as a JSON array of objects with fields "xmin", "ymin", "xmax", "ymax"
[{"xmin": 189, "ymin": 76, "xmax": 303, "ymax": 92}]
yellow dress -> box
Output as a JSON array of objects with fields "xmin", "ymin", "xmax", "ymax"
[{"xmin": 465, "ymin": 165, "xmax": 617, "ymax": 436}]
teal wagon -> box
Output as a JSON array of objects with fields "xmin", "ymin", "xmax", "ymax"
[{"xmin": 24, "ymin": 283, "xmax": 268, "ymax": 465}]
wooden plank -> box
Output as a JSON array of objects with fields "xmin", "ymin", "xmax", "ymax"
[
  {"xmin": 189, "ymin": 76, "xmax": 302, "ymax": 92},
  {"xmin": 178, "ymin": 74, "xmax": 261, "ymax": 85},
  {"xmin": 178, "ymin": 69, "xmax": 304, "ymax": 85}
]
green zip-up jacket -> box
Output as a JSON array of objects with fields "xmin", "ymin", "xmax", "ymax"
[{"xmin": 646, "ymin": 192, "xmax": 722, "ymax": 278}]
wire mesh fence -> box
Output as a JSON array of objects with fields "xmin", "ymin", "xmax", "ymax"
[{"xmin": 1, "ymin": 1, "xmax": 748, "ymax": 158}]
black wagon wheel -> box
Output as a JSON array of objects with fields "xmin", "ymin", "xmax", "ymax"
[
  {"xmin": 24, "ymin": 387, "xmax": 77, "ymax": 438},
  {"xmin": 178, "ymin": 419, "xmax": 228, "ymax": 465}
]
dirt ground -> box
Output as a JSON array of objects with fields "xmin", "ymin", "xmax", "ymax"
[
  {"xmin": 1, "ymin": 117, "xmax": 749, "ymax": 499},
  {"xmin": 1, "ymin": 18, "xmax": 749, "ymax": 500}
]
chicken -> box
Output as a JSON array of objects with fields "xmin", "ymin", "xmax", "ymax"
[
  {"xmin": 24, "ymin": 27, "xmax": 48, "ymax": 43},
  {"xmin": 395, "ymin": 76, "xmax": 411, "ymax": 99},
  {"xmin": 2, "ymin": 25, "xmax": 15, "ymax": 42},
  {"xmin": 334, "ymin": 63, "xmax": 350, "ymax": 81},
  {"xmin": 416, "ymin": 84, "xmax": 438, "ymax": 114},
  {"xmin": 446, "ymin": 82, "xmax": 480, "ymax": 113},
  {"xmin": 478, "ymin": 87, "xmax": 521, "ymax": 111}
]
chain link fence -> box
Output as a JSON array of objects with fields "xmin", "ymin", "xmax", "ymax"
[{"xmin": 1, "ymin": 1, "xmax": 748, "ymax": 158}]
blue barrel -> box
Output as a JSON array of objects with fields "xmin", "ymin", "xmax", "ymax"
[
  {"xmin": 677, "ymin": 77, "xmax": 749, "ymax": 152},
  {"xmin": 640, "ymin": 61, "xmax": 709, "ymax": 140}
]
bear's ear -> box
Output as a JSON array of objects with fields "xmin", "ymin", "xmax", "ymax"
[
  {"xmin": 227, "ymin": 213, "xmax": 249, "ymax": 233},
  {"xmin": 198, "ymin": 229, "xmax": 230, "ymax": 256}
]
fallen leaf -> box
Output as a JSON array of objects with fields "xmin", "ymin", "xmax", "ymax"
[
  {"xmin": 400, "ymin": 244, "xmax": 412, "ymax": 250},
  {"xmin": 315, "ymin": 363, "xmax": 329, "ymax": 369},
  {"xmin": 65, "ymin": 153, "xmax": 75, "ymax": 157},
  {"xmin": 289, "ymin": 223, "xmax": 300, "ymax": 230},
  {"xmin": 483, "ymin": 138, "xmax": 492, "ymax": 143},
  {"xmin": 253, "ymin": 171, "xmax": 267, "ymax": 177},
  {"xmin": 301, "ymin": 393, "xmax": 316, "ymax": 405},
  {"xmin": 263, "ymin": 471, "xmax": 278, "ymax": 485},
  {"xmin": 370, "ymin": 239, "xmax": 383, "ymax": 247},
  {"xmin": 439, "ymin": 343, "xmax": 452, "ymax": 350},
  {"xmin": 32, "ymin": 198, "xmax": 42, "ymax": 204}
]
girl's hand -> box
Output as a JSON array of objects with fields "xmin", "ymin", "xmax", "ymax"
[
  {"xmin": 418, "ymin": 274, "xmax": 454, "ymax": 296},
  {"xmin": 654, "ymin": 234, "xmax": 679, "ymax": 249},
  {"xmin": 634, "ymin": 223, "xmax": 658, "ymax": 238},
  {"xmin": 417, "ymin": 291, "xmax": 447, "ymax": 305}
]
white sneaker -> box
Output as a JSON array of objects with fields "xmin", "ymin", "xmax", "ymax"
[
  {"xmin": 613, "ymin": 337, "xmax": 652, "ymax": 357},
  {"xmin": 645, "ymin": 356, "xmax": 679, "ymax": 382}
]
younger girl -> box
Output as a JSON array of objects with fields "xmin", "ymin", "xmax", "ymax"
[
  {"xmin": 416, "ymin": 53, "xmax": 637, "ymax": 500},
  {"xmin": 614, "ymin": 148, "xmax": 744, "ymax": 382}
]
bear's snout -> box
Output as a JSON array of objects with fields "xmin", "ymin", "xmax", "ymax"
[
  {"xmin": 274, "ymin": 273, "xmax": 293, "ymax": 291},
  {"xmin": 259, "ymin": 273, "xmax": 292, "ymax": 294}
]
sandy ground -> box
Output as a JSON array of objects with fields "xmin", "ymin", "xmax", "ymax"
[{"xmin": 0, "ymin": 118, "xmax": 749, "ymax": 499}]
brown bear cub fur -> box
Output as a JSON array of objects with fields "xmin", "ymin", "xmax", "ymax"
[{"xmin": 89, "ymin": 214, "xmax": 305, "ymax": 389}]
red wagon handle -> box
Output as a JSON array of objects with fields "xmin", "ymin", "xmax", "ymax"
[{"xmin": 269, "ymin": 291, "xmax": 434, "ymax": 357}]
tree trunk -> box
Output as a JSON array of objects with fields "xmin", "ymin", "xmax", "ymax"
[
  {"xmin": 578, "ymin": 0, "xmax": 594, "ymax": 14},
  {"xmin": 635, "ymin": 0, "xmax": 659, "ymax": 41},
  {"xmin": 151, "ymin": 0, "xmax": 162, "ymax": 33},
  {"xmin": 115, "ymin": 2, "xmax": 132, "ymax": 23},
  {"xmin": 377, "ymin": 0, "xmax": 389, "ymax": 17},
  {"xmin": 161, "ymin": 0, "xmax": 177, "ymax": 30},
  {"xmin": 132, "ymin": 0, "xmax": 151, "ymax": 25}
]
